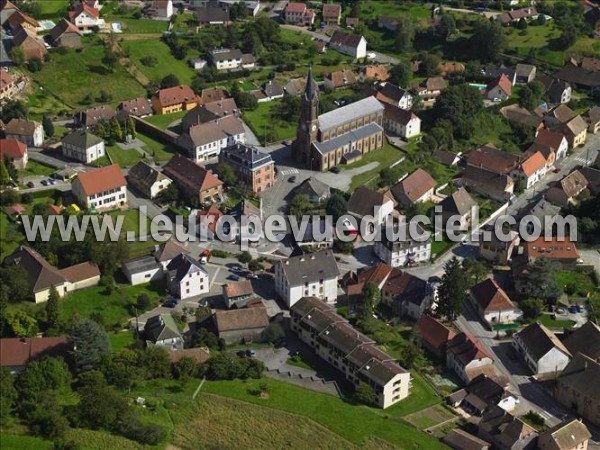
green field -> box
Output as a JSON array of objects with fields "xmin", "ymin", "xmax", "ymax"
[
  {"xmin": 37, "ymin": 0, "xmax": 69, "ymax": 18},
  {"xmin": 143, "ymin": 110, "xmax": 187, "ymax": 130},
  {"xmin": 538, "ymin": 314, "xmax": 576, "ymax": 329},
  {"xmin": 136, "ymin": 132, "xmax": 179, "ymax": 162},
  {"xmin": 31, "ymin": 38, "xmax": 146, "ymax": 108},
  {"xmin": 341, "ymin": 142, "xmax": 405, "ymax": 191},
  {"xmin": 107, "ymin": 208, "xmax": 152, "ymax": 236},
  {"xmin": 0, "ymin": 213, "xmax": 23, "ymax": 259},
  {"xmin": 109, "ymin": 331, "xmax": 136, "ymax": 351},
  {"xmin": 123, "ymin": 39, "xmax": 197, "ymax": 85},
  {"xmin": 242, "ymin": 99, "xmax": 298, "ymax": 144},
  {"xmin": 119, "ymin": 18, "xmax": 170, "ymax": 34},
  {"xmin": 22, "ymin": 160, "xmax": 56, "ymax": 178},
  {"xmin": 554, "ymin": 270, "xmax": 598, "ymax": 295},
  {"xmin": 202, "ymin": 378, "xmax": 447, "ymax": 449},
  {"xmin": 0, "ymin": 434, "xmax": 52, "ymax": 450},
  {"xmin": 360, "ymin": 1, "xmax": 431, "ymax": 22},
  {"xmin": 404, "ymin": 404, "xmax": 457, "ymax": 430},
  {"xmin": 107, "ymin": 145, "xmax": 144, "ymax": 168}
]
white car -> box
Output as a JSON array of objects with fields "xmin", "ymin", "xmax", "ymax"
[{"xmin": 366, "ymin": 52, "xmax": 376, "ymax": 60}]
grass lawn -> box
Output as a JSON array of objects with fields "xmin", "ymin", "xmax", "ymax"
[
  {"xmin": 0, "ymin": 434, "xmax": 52, "ymax": 450},
  {"xmin": 22, "ymin": 160, "xmax": 55, "ymax": 178},
  {"xmin": 360, "ymin": 1, "xmax": 430, "ymax": 22},
  {"xmin": 554, "ymin": 270, "xmax": 598, "ymax": 295},
  {"xmin": 0, "ymin": 212, "xmax": 24, "ymax": 259},
  {"xmin": 538, "ymin": 314, "xmax": 576, "ymax": 330},
  {"xmin": 127, "ymin": 237, "xmax": 164, "ymax": 258},
  {"xmin": 107, "ymin": 208, "xmax": 151, "ymax": 236},
  {"xmin": 143, "ymin": 110, "xmax": 187, "ymax": 130},
  {"xmin": 118, "ymin": 18, "xmax": 170, "ymax": 34},
  {"xmin": 37, "ymin": 0, "xmax": 69, "ymax": 18},
  {"xmin": 287, "ymin": 354, "xmax": 313, "ymax": 370},
  {"xmin": 404, "ymin": 404, "xmax": 456, "ymax": 430},
  {"xmin": 202, "ymin": 378, "xmax": 446, "ymax": 449},
  {"xmin": 342, "ymin": 143, "xmax": 405, "ymax": 191},
  {"xmin": 504, "ymin": 24, "xmax": 564, "ymax": 67},
  {"xmin": 122, "ymin": 39, "xmax": 197, "ymax": 85},
  {"xmin": 242, "ymin": 100, "xmax": 297, "ymax": 143},
  {"xmin": 106, "ymin": 145, "xmax": 144, "ymax": 168},
  {"xmin": 431, "ymin": 236, "xmax": 455, "ymax": 259},
  {"xmin": 25, "ymin": 82, "xmax": 72, "ymax": 118},
  {"xmin": 61, "ymin": 283, "xmax": 165, "ymax": 327},
  {"xmin": 31, "ymin": 37, "xmax": 146, "ymax": 108},
  {"xmin": 109, "ymin": 331, "xmax": 136, "ymax": 351},
  {"xmin": 136, "ymin": 132, "xmax": 179, "ymax": 163},
  {"xmin": 64, "ymin": 429, "xmax": 143, "ymax": 450}
]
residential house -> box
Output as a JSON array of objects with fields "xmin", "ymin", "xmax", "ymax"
[
  {"xmin": 177, "ymin": 115, "xmax": 245, "ymax": 162},
  {"xmin": 554, "ymin": 353, "xmax": 600, "ymax": 427},
  {"xmin": 196, "ymin": 3, "xmax": 230, "ymax": 26},
  {"xmin": 71, "ymin": 164, "xmax": 127, "ymax": 211},
  {"xmin": 521, "ymin": 235, "xmax": 580, "ymax": 269},
  {"xmin": 583, "ymin": 106, "xmax": 600, "ymax": 133},
  {"xmin": 347, "ymin": 186, "xmax": 395, "ymax": 223},
  {"xmin": 546, "ymin": 170, "xmax": 588, "ymax": 207},
  {"xmin": 537, "ymin": 75, "xmax": 572, "ymax": 104},
  {"xmin": 260, "ymin": 80, "xmax": 284, "ymax": 101},
  {"xmin": 154, "ymin": 239, "xmax": 189, "ymax": 270},
  {"xmin": 284, "ymin": 76, "xmax": 318, "ymax": 97},
  {"xmin": 381, "ymin": 103, "xmax": 421, "ymax": 139},
  {"xmin": 4, "ymin": 118, "xmax": 43, "ymax": 147},
  {"xmin": 378, "ymin": 15, "xmax": 398, "ymax": 31},
  {"xmin": 465, "ymin": 144, "xmax": 521, "ymax": 175},
  {"xmin": 323, "ymin": 69, "xmax": 357, "ymax": 91},
  {"xmin": 538, "ymin": 419, "xmax": 591, "ymax": 450},
  {"xmin": 414, "ymin": 315, "xmax": 455, "ymax": 357},
  {"xmin": 462, "ymin": 166, "xmax": 514, "ymax": 201},
  {"xmin": 563, "ymin": 321, "xmax": 600, "ymax": 360},
  {"xmin": 374, "ymin": 223, "xmax": 431, "ymax": 267},
  {"xmin": 144, "ymin": 313, "xmax": 183, "ymax": 350},
  {"xmin": 0, "ymin": 0, "xmax": 18, "ymax": 25},
  {"xmin": 290, "ymin": 296, "xmax": 411, "ymax": 408},
  {"xmin": 47, "ymin": 18, "xmax": 82, "ymax": 48},
  {"xmin": 515, "ymin": 63, "xmax": 537, "ymax": 84},
  {"xmin": 274, "ymin": 250, "xmax": 340, "ymax": 307},
  {"xmin": 75, "ymin": 105, "xmax": 116, "ymax": 127},
  {"xmin": 0, "ymin": 337, "xmax": 69, "ymax": 373},
  {"xmin": 181, "ymin": 98, "xmax": 239, "ymax": 129},
  {"xmin": 168, "ymin": 347, "xmax": 210, "ymax": 364},
  {"xmin": 293, "ymin": 218, "xmax": 335, "ymax": 251},
  {"xmin": 562, "ymin": 115, "xmax": 588, "ymax": 148},
  {"xmin": 484, "ymin": 64, "xmax": 516, "ymax": 84},
  {"xmin": 68, "ymin": 3, "xmax": 102, "ymax": 31},
  {"xmin": 580, "ymin": 166, "xmax": 600, "ymax": 195},
  {"xmin": 151, "ymin": 85, "xmax": 198, "ymax": 115},
  {"xmin": 194, "ymin": 204, "xmax": 223, "ymax": 240},
  {"xmin": 118, "ymin": 97, "xmax": 152, "ymax": 118},
  {"xmin": 201, "ymin": 87, "xmax": 228, "ymax": 104},
  {"xmin": 448, "ymin": 375, "xmax": 518, "ymax": 415},
  {"xmin": 283, "ymin": 2, "xmax": 314, "ymax": 25},
  {"xmin": 500, "ymin": 104, "xmax": 544, "ymax": 130},
  {"xmin": 443, "ymin": 429, "xmax": 490, "ymax": 450},
  {"xmin": 439, "ymin": 187, "xmax": 477, "ymax": 231},
  {"xmin": 121, "ymin": 256, "xmax": 162, "ymax": 286},
  {"xmin": 3, "ymin": 246, "xmax": 100, "ymax": 303},
  {"xmin": 497, "ymin": 7, "xmax": 539, "ymax": 26},
  {"xmin": 390, "ymin": 168, "xmax": 436, "ymax": 207},
  {"xmin": 313, "ymin": 39, "xmax": 327, "ymax": 53},
  {"xmin": 552, "ymin": 64, "xmax": 600, "ymax": 92},
  {"xmin": 0, "ymin": 71, "xmax": 17, "ymax": 100},
  {"xmin": 518, "ymin": 198, "xmax": 561, "ymax": 234},
  {"xmin": 534, "ymin": 128, "xmax": 569, "ymax": 162},
  {"xmin": 546, "ymin": 104, "xmax": 577, "ymax": 125},
  {"xmin": 153, "ymin": 0, "xmax": 173, "ymax": 19},
  {"xmin": 127, "ymin": 161, "xmax": 172, "ymax": 199},
  {"xmin": 208, "ymin": 48, "xmax": 243, "ymax": 70},
  {"xmin": 166, "ymin": 253, "xmax": 209, "ymax": 299},
  {"xmin": 413, "ymin": 77, "xmax": 446, "ymax": 102},
  {"xmin": 223, "ymin": 280, "xmax": 255, "ymax": 309},
  {"xmin": 345, "ymin": 17, "xmax": 359, "ymax": 27},
  {"xmin": 446, "ymin": 332, "xmax": 495, "ymax": 384},
  {"xmin": 374, "ymin": 83, "xmax": 414, "ymax": 110},
  {"xmin": 513, "ymin": 323, "xmax": 571, "ymax": 376},
  {"xmin": 162, "ymin": 154, "xmax": 223, "ymax": 204},
  {"xmin": 295, "ymin": 177, "xmax": 331, "ymax": 203},
  {"xmin": 12, "ymin": 28, "xmax": 47, "ymax": 61},
  {"xmin": 328, "ymin": 31, "xmax": 367, "ymax": 59},
  {"xmin": 361, "ymin": 65, "xmax": 389, "ymax": 82},
  {"xmin": 322, "ymin": 3, "xmax": 341, "ymax": 24},
  {"xmin": 513, "ymin": 150, "xmax": 546, "ymax": 190},
  {"xmin": 61, "ymin": 129, "xmax": 105, "ymax": 164},
  {"xmin": 213, "ymin": 305, "xmax": 269, "ymax": 344},
  {"xmin": 433, "ymin": 150, "xmax": 461, "ymax": 167},
  {"xmin": 486, "ymin": 74, "xmax": 512, "ymax": 101},
  {"xmin": 218, "ymin": 143, "xmax": 275, "ymax": 195},
  {"xmin": 477, "ymin": 406, "xmax": 538, "ymax": 450},
  {"xmin": 0, "ymin": 139, "xmax": 27, "ymax": 169},
  {"xmin": 470, "ymin": 278, "xmax": 522, "ymax": 328},
  {"xmin": 8, "ymin": 9, "xmax": 37, "ymax": 33}
]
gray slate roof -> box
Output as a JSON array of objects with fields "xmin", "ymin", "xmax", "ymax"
[
  {"xmin": 144, "ymin": 313, "xmax": 182, "ymax": 342},
  {"xmin": 313, "ymin": 122, "xmax": 383, "ymax": 155},
  {"xmin": 123, "ymin": 255, "xmax": 160, "ymax": 275},
  {"xmin": 440, "ymin": 187, "xmax": 476, "ymax": 216},
  {"xmin": 318, "ymin": 96, "xmax": 383, "ymax": 132},
  {"xmin": 128, "ymin": 161, "xmax": 170, "ymax": 189},
  {"xmin": 515, "ymin": 322, "xmax": 571, "ymax": 361},
  {"xmin": 277, "ymin": 250, "xmax": 340, "ymax": 286},
  {"xmin": 219, "ymin": 143, "xmax": 273, "ymax": 170}
]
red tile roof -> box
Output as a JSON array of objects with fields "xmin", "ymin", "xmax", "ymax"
[
  {"xmin": 0, "ymin": 337, "xmax": 69, "ymax": 368},
  {"xmin": 196, "ymin": 204, "xmax": 223, "ymax": 233},
  {"xmin": 68, "ymin": 3, "xmax": 100, "ymax": 20},
  {"xmin": 535, "ymin": 128, "xmax": 566, "ymax": 151},
  {"xmin": 521, "ymin": 151, "xmax": 546, "ymax": 177},
  {"xmin": 154, "ymin": 85, "xmax": 197, "ymax": 108},
  {"xmin": 0, "ymin": 71, "xmax": 14, "ymax": 90},
  {"xmin": 526, "ymin": 235, "xmax": 579, "ymax": 261},
  {"xmin": 357, "ymin": 263, "xmax": 392, "ymax": 286},
  {"xmin": 75, "ymin": 164, "xmax": 126, "ymax": 197},
  {"xmin": 286, "ymin": 2, "xmax": 307, "ymax": 13},
  {"xmin": 470, "ymin": 278, "xmax": 516, "ymax": 313},
  {"xmin": 322, "ymin": 3, "xmax": 341, "ymax": 17},
  {"xmin": 487, "ymin": 74, "xmax": 512, "ymax": 97},
  {"xmin": 415, "ymin": 315, "xmax": 456, "ymax": 352},
  {"xmin": 0, "ymin": 139, "xmax": 27, "ymax": 159},
  {"xmin": 391, "ymin": 168, "xmax": 436, "ymax": 204}
]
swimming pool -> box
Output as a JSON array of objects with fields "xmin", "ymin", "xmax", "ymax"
[{"xmin": 469, "ymin": 83, "xmax": 487, "ymax": 91}]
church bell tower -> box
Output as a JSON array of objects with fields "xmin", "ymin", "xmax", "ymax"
[{"xmin": 292, "ymin": 67, "xmax": 319, "ymax": 166}]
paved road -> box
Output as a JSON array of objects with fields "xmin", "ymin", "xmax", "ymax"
[{"xmin": 443, "ymin": 6, "xmax": 501, "ymax": 19}]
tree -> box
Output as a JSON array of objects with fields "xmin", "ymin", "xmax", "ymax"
[
  {"xmin": 140, "ymin": 55, "xmax": 158, "ymax": 67},
  {"xmin": 394, "ymin": 17, "xmax": 416, "ymax": 52},
  {"xmin": 136, "ymin": 294, "xmax": 150, "ymax": 311},
  {"xmin": 45, "ymin": 285, "xmax": 62, "ymax": 331},
  {"xmin": 437, "ymin": 257, "xmax": 468, "ymax": 320},
  {"xmin": 537, "ymin": 14, "xmax": 546, "ymax": 25},
  {"xmin": 156, "ymin": 183, "xmax": 180, "ymax": 204},
  {"xmin": 436, "ymin": 14, "xmax": 456, "ymax": 40},
  {"xmin": 109, "ymin": 117, "xmax": 123, "ymax": 142},
  {"xmin": 42, "ymin": 115, "xmax": 54, "ymax": 138},
  {"xmin": 521, "ymin": 298, "xmax": 544, "ymax": 318},
  {"xmin": 0, "ymin": 161, "xmax": 10, "ymax": 186},
  {"xmin": 102, "ymin": 48, "xmax": 118, "ymax": 71},
  {"xmin": 6, "ymin": 311, "xmax": 38, "ymax": 337},
  {"xmin": 325, "ymin": 191, "xmax": 347, "ymax": 220},
  {"xmin": 102, "ymin": 349, "xmax": 144, "ymax": 390},
  {"xmin": 0, "ymin": 100, "xmax": 28, "ymax": 123},
  {"xmin": 26, "ymin": 390, "xmax": 69, "ymax": 440},
  {"xmin": 289, "ymin": 194, "xmax": 312, "ymax": 219},
  {"xmin": 238, "ymin": 251, "xmax": 253, "ymax": 266},
  {"xmin": 16, "ymin": 357, "xmax": 71, "ymax": 402},
  {"xmin": 217, "ymin": 162, "xmax": 237, "ymax": 186},
  {"xmin": 517, "ymin": 17, "xmax": 528, "ymax": 29},
  {"xmin": 354, "ymin": 382, "xmax": 376, "ymax": 405},
  {"xmin": 69, "ymin": 319, "xmax": 111, "ymax": 372},
  {"xmin": 462, "ymin": 259, "xmax": 489, "ymax": 286},
  {"xmin": 471, "ymin": 20, "xmax": 507, "ymax": 62},
  {"xmin": 419, "ymin": 53, "xmax": 441, "ymax": 77},
  {"xmin": 520, "ymin": 257, "xmax": 563, "ymax": 303},
  {"xmin": 263, "ymin": 322, "xmax": 285, "ymax": 343},
  {"xmin": 138, "ymin": 346, "xmax": 172, "ymax": 379},
  {"xmin": 0, "ymin": 367, "xmax": 17, "ymax": 424},
  {"xmin": 359, "ymin": 283, "xmax": 380, "ymax": 322},
  {"xmin": 9, "ymin": 47, "xmax": 24, "ymax": 66},
  {"xmin": 519, "ymin": 80, "xmax": 544, "ymax": 111},
  {"xmin": 433, "ymin": 84, "xmax": 483, "ymax": 136},
  {"xmin": 173, "ymin": 356, "xmax": 198, "ymax": 380},
  {"xmin": 389, "ymin": 62, "xmax": 411, "ymax": 87},
  {"xmin": 160, "ymin": 74, "xmax": 180, "ymax": 89},
  {"xmin": 26, "ymin": 58, "xmax": 42, "ymax": 72},
  {"xmin": 89, "ymin": 236, "xmax": 130, "ymax": 277},
  {"xmin": 127, "ymin": 117, "xmax": 137, "ymax": 139}
]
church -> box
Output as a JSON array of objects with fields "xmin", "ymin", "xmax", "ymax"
[{"xmin": 292, "ymin": 68, "xmax": 385, "ymax": 171}]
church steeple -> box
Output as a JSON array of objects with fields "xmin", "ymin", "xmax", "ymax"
[{"xmin": 292, "ymin": 67, "xmax": 319, "ymax": 166}]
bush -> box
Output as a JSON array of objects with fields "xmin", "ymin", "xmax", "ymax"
[
  {"xmin": 27, "ymin": 58, "xmax": 42, "ymax": 72},
  {"xmin": 140, "ymin": 55, "xmax": 158, "ymax": 67},
  {"xmin": 210, "ymin": 250, "xmax": 230, "ymax": 258}
]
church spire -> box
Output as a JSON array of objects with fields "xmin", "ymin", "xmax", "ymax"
[{"xmin": 305, "ymin": 66, "xmax": 316, "ymax": 100}]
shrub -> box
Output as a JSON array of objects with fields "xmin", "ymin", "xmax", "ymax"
[{"xmin": 140, "ymin": 55, "xmax": 158, "ymax": 67}]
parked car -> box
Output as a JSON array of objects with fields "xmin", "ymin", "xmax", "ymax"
[
  {"xmin": 568, "ymin": 305, "xmax": 578, "ymax": 314},
  {"xmin": 245, "ymin": 349, "xmax": 256, "ymax": 357},
  {"xmin": 553, "ymin": 167, "xmax": 561, "ymax": 173},
  {"xmin": 556, "ymin": 307, "xmax": 567, "ymax": 314},
  {"xmin": 236, "ymin": 350, "xmax": 248, "ymax": 358},
  {"xmin": 27, "ymin": 181, "xmax": 35, "ymax": 188},
  {"xmin": 41, "ymin": 180, "xmax": 49, "ymax": 186},
  {"xmin": 330, "ymin": 167, "xmax": 340, "ymax": 174},
  {"xmin": 228, "ymin": 274, "xmax": 240, "ymax": 281},
  {"xmin": 231, "ymin": 265, "xmax": 242, "ymax": 272},
  {"xmin": 246, "ymin": 273, "xmax": 259, "ymax": 279},
  {"xmin": 163, "ymin": 298, "xmax": 179, "ymax": 308}
]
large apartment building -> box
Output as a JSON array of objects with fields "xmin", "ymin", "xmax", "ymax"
[
  {"xmin": 374, "ymin": 223, "xmax": 431, "ymax": 268},
  {"xmin": 274, "ymin": 250, "xmax": 340, "ymax": 307},
  {"xmin": 290, "ymin": 297, "xmax": 411, "ymax": 408},
  {"xmin": 218, "ymin": 143, "xmax": 275, "ymax": 195}
]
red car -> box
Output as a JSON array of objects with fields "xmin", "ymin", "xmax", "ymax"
[{"xmin": 553, "ymin": 167, "xmax": 561, "ymax": 173}]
